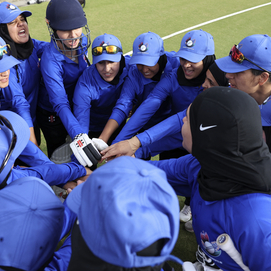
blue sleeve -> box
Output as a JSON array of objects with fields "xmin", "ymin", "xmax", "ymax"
[
  {"xmin": 73, "ymin": 68, "xmax": 94, "ymax": 137},
  {"xmin": 149, "ymin": 155, "xmax": 196, "ymax": 197},
  {"xmin": 45, "ymin": 234, "xmax": 71, "ymax": 271},
  {"xmin": 109, "ymin": 68, "xmax": 139, "ymax": 125},
  {"xmin": 18, "ymin": 141, "xmax": 53, "ymax": 166},
  {"xmin": 33, "ymin": 39, "xmax": 48, "ymax": 58},
  {"xmin": 136, "ymin": 111, "xmax": 184, "ymax": 146},
  {"xmin": 113, "ymin": 74, "xmax": 173, "ymax": 143},
  {"xmin": 60, "ymin": 201, "xmax": 77, "ymax": 240},
  {"xmin": 40, "ymin": 51, "xmax": 83, "ymax": 140},
  {"xmin": 135, "ymin": 132, "xmax": 184, "ymax": 159},
  {"xmin": 12, "ymin": 162, "xmax": 86, "ymax": 187},
  {"xmin": 3, "ymin": 69, "xmax": 33, "ymax": 127}
]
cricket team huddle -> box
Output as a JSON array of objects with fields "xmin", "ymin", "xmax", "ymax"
[{"xmin": 0, "ymin": 0, "xmax": 271, "ymax": 270}]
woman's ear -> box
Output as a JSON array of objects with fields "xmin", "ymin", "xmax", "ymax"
[{"xmin": 259, "ymin": 72, "xmax": 270, "ymax": 86}]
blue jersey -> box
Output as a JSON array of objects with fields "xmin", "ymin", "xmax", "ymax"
[
  {"xmin": 110, "ymin": 52, "xmax": 179, "ymax": 137},
  {"xmin": 259, "ymin": 99, "xmax": 271, "ymax": 126},
  {"xmin": 15, "ymin": 39, "xmax": 47, "ymax": 124},
  {"xmin": 72, "ymin": 55, "xmax": 131, "ymax": 139},
  {"xmin": 113, "ymin": 67, "xmax": 203, "ymax": 143},
  {"xmin": 38, "ymin": 36, "xmax": 89, "ymax": 139},
  {"xmin": 151, "ymin": 155, "xmax": 271, "ymax": 271},
  {"xmin": 9, "ymin": 162, "xmax": 86, "ymax": 187},
  {"xmin": 0, "ymin": 69, "xmax": 32, "ymax": 127}
]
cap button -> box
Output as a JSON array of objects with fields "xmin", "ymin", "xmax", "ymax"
[
  {"xmin": 30, "ymin": 203, "xmax": 37, "ymax": 211},
  {"xmin": 139, "ymin": 169, "xmax": 149, "ymax": 177}
]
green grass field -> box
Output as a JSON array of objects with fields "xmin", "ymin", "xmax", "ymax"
[{"xmin": 19, "ymin": 1, "xmax": 271, "ymax": 269}]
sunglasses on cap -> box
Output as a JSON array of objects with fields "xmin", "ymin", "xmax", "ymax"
[
  {"xmin": 0, "ymin": 44, "xmax": 11, "ymax": 60},
  {"xmin": 92, "ymin": 45, "xmax": 122, "ymax": 56},
  {"xmin": 0, "ymin": 115, "xmax": 17, "ymax": 174},
  {"xmin": 229, "ymin": 44, "xmax": 270, "ymax": 73}
]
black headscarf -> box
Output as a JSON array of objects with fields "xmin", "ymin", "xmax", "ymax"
[
  {"xmin": 177, "ymin": 54, "xmax": 216, "ymax": 87},
  {"xmin": 208, "ymin": 62, "xmax": 229, "ymax": 87},
  {"xmin": 150, "ymin": 54, "xmax": 167, "ymax": 82},
  {"xmin": 190, "ymin": 86, "xmax": 271, "ymax": 201},
  {"xmin": 0, "ymin": 17, "xmax": 33, "ymax": 60},
  {"xmin": 67, "ymin": 222, "xmax": 164, "ymax": 271}
]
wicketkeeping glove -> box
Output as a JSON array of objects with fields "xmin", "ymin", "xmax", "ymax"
[
  {"xmin": 92, "ymin": 138, "xmax": 108, "ymax": 151},
  {"xmin": 70, "ymin": 133, "xmax": 101, "ymax": 167}
]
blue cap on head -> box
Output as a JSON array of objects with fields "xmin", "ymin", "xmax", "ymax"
[
  {"xmin": 215, "ymin": 34, "xmax": 271, "ymax": 73},
  {"xmin": 0, "ymin": 1, "xmax": 31, "ymax": 24},
  {"xmin": 46, "ymin": 0, "xmax": 87, "ymax": 31},
  {"xmin": 129, "ymin": 31, "xmax": 165, "ymax": 66},
  {"xmin": 0, "ymin": 176, "xmax": 64, "ymax": 270},
  {"xmin": 0, "ymin": 111, "xmax": 30, "ymax": 186},
  {"xmin": 0, "ymin": 37, "xmax": 20, "ymax": 73},
  {"xmin": 92, "ymin": 33, "xmax": 122, "ymax": 65},
  {"xmin": 67, "ymin": 156, "xmax": 184, "ymax": 268},
  {"xmin": 175, "ymin": 29, "xmax": 215, "ymax": 63}
]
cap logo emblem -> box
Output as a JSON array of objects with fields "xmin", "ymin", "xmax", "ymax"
[
  {"xmin": 185, "ymin": 37, "xmax": 195, "ymax": 47},
  {"xmin": 6, "ymin": 4, "xmax": 16, "ymax": 10},
  {"xmin": 100, "ymin": 41, "xmax": 109, "ymax": 47},
  {"xmin": 139, "ymin": 42, "xmax": 148, "ymax": 52}
]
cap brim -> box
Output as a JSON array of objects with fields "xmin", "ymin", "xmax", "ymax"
[
  {"xmin": 0, "ymin": 55, "xmax": 21, "ymax": 73},
  {"xmin": 215, "ymin": 56, "xmax": 251, "ymax": 73},
  {"xmin": 66, "ymin": 180, "xmax": 86, "ymax": 215},
  {"xmin": 174, "ymin": 50, "xmax": 205, "ymax": 63},
  {"xmin": 2, "ymin": 10, "xmax": 32, "ymax": 24},
  {"xmin": 129, "ymin": 54, "xmax": 159, "ymax": 66},
  {"xmin": 92, "ymin": 53, "xmax": 121, "ymax": 65}
]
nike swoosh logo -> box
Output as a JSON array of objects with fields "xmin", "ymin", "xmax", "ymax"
[{"xmin": 199, "ymin": 124, "xmax": 217, "ymax": 131}]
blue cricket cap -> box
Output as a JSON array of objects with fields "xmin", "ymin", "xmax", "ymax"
[
  {"xmin": 175, "ymin": 29, "xmax": 215, "ymax": 63},
  {"xmin": 129, "ymin": 31, "xmax": 165, "ymax": 66},
  {"xmin": 0, "ymin": 176, "xmax": 64, "ymax": 270},
  {"xmin": 0, "ymin": 111, "xmax": 30, "ymax": 186},
  {"xmin": 67, "ymin": 156, "xmax": 184, "ymax": 268},
  {"xmin": 0, "ymin": 37, "xmax": 21, "ymax": 73},
  {"xmin": 0, "ymin": 1, "xmax": 31, "ymax": 24},
  {"xmin": 216, "ymin": 34, "xmax": 271, "ymax": 73},
  {"xmin": 92, "ymin": 33, "xmax": 122, "ymax": 64}
]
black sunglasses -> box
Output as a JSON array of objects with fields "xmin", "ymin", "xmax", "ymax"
[{"xmin": 0, "ymin": 115, "xmax": 17, "ymax": 173}]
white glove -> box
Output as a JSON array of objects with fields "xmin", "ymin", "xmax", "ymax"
[
  {"xmin": 70, "ymin": 133, "xmax": 101, "ymax": 167},
  {"xmin": 182, "ymin": 261, "xmax": 198, "ymax": 271},
  {"xmin": 92, "ymin": 138, "xmax": 108, "ymax": 151}
]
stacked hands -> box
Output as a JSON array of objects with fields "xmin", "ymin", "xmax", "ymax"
[{"xmin": 65, "ymin": 134, "xmax": 141, "ymax": 196}]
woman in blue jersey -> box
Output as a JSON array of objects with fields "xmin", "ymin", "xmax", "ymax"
[
  {"xmin": 37, "ymin": 0, "xmax": 91, "ymax": 158},
  {"xmin": 152, "ymin": 86, "xmax": 271, "ymax": 271},
  {"xmin": 72, "ymin": 33, "xmax": 130, "ymax": 148},
  {"xmin": 110, "ymin": 29, "xmax": 215, "ymax": 150},
  {"xmin": 98, "ymin": 31, "xmax": 180, "ymax": 146},
  {"xmin": 0, "ymin": 1, "xmax": 47, "ymax": 146}
]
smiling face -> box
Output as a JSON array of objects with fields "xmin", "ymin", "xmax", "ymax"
[
  {"xmin": 96, "ymin": 60, "xmax": 120, "ymax": 82},
  {"xmin": 181, "ymin": 105, "xmax": 192, "ymax": 153},
  {"xmin": 136, "ymin": 63, "xmax": 160, "ymax": 79},
  {"xmin": 7, "ymin": 15, "xmax": 29, "ymax": 44},
  {"xmin": 180, "ymin": 58, "xmax": 204, "ymax": 80},
  {"xmin": 56, "ymin": 28, "xmax": 82, "ymax": 50},
  {"xmin": 0, "ymin": 70, "xmax": 10, "ymax": 88}
]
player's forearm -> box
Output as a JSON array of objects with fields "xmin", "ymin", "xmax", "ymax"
[
  {"xmin": 29, "ymin": 127, "xmax": 39, "ymax": 147},
  {"xmin": 99, "ymin": 119, "xmax": 119, "ymax": 143}
]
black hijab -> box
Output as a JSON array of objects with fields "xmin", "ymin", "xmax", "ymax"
[
  {"xmin": 190, "ymin": 86, "xmax": 271, "ymax": 201},
  {"xmin": 208, "ymin": 62, "xmax": 229, "ymax": 87},
  {"xmin": 0, "ymin": 16, "xmax": 33, "ymax": 60},
  {"xmin": 67, "ymin": 222, "xmax": 164, "ymax": 271},
  {"xmin": 177, "ymin": 54, "xmax": 216, "ymax": 87}
]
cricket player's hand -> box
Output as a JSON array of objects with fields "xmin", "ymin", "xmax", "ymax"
[
  {"xmin": 92, "ymin": 138, "xmax": 108, "ymax": 151},
  {"xmin": 100, "ymin": 136, "xmax": 141, "ymax": 162},
  {"xmin": 70, "ymin": 133, "xmax": 101, "ymax": 167}
]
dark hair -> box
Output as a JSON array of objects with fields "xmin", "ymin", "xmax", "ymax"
[{"xmin": 251, "ymin": 69, "xmax": 271, "ymax": 83}]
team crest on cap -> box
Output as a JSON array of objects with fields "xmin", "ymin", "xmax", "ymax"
[
  {"xmin": 138, "ymin": 42, "xmax": 148, "ymax": 52},
  {"xmin": 6, "ymin": 4, "xmax": 17, "ymax": 10},
  {"xmin": 100, "ymin": 41, "xmax": 109, "ymax": 46},
  {"xmin": 185, "ymin": 37, "xmax": 196, "ymax": 47}
]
